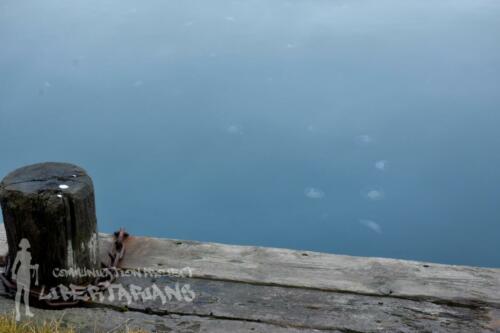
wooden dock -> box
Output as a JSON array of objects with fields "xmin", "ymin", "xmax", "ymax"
[{"xmin": 0, "ymin": 224, "xmax": 499, "ymax": 332}]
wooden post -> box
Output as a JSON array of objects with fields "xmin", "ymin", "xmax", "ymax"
[{"xmin": 0, "ymin": 162, "xmax": 100, "ymax": 286}]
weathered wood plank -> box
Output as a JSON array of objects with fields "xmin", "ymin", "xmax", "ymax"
[
  {"xmin": 1, "ymin": 224, "xmax": 499, "ymax": 309},
  {"xmin": 99, "ymin": 233, "xmax": 500, "ymax": 308},
  {"xmin": 1, "ymin": 262, "xmax": 497, "ymax": 332},
  {"xmin": 1, "ymin": 224, "xmax": 500, "ymax": 331},
  {"xmin": 0, "ymin": 297, "xmax": 328, "ymax": 333},
  {"xmin": 94, "ymin": 275, "xmax": 496, "ymax": 332}
]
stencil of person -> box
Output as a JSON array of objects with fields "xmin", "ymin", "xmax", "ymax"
[{"xmin": 11, "ymin": 238, "xmax": 39, "ymax": 321}]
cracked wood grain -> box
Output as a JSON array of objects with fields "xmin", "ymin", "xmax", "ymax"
[
  {"xmin": 1, "ymin": 225, "xmax": 500, "ymax": 332},
  {"xmin": 97, "ymin": 233, "xmax": 500, "ymax": 308}
]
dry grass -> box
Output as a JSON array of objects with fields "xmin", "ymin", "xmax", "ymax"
[
  {"xmin": 0, "ymin": 312, "xmax": 75, "ymax": 333},
  {"xmin": 0, "ymin": 312, "xmax": 148, "ymax": 333}
]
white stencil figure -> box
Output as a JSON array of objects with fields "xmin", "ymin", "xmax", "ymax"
[{"xmin": 11, "ymin": 238, "xmax": 39, "ymax": 321}]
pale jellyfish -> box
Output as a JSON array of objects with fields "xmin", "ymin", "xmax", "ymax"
[
  {"xmin": 360, "ymin": 219, "xmax": 382, "ymax": 234},
  {"xmin": 226, "ymin": 125, "xmax": 243, "ymax": 135},
  {"xmin": 362, "ymin": 188, "xmax": 384, "ymax": 201},
  {"xmin": 375, "ymin": 160, "xmax": 387, "ymax": 170},
  {"xmin": 304, "ymin": 187, "xmax": 325, "ymax": 199},
  {"xmin": 357, "ymin": 134, "xmax": 373, "ymax": 144}
]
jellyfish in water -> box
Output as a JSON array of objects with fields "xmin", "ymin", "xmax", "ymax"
[
  {"xmin": 304, "ymin": 187, "xmax": 325, "ymax": 199},
  {"xmin": 360, "ymin": 219, "xmax": 382, "ymax": 234},
  {"xmin": 226, "ymin": 125, "xmax": 243, "ymax": 135},
  {"xmin": 357, "ymin": 134, "xmax": 373, "ymax": 144},
  {"xmin": 375, "ymin": 160, "xmax": 387, "ymax": 170},
  {"xmin": 363, "ymin": 188, "xmax": 384, "ymax": 201}
]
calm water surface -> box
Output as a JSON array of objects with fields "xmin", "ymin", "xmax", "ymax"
[{"xmin": 1, "ymin": 0, "xmax": 499, "ymax": 267}]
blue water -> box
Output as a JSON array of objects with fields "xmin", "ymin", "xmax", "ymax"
[{"xmin": 1, "ymin": 0, "xmax": 499, "ymax": 267}]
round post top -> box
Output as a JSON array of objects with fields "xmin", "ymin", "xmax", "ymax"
[{"xmin": 0, "ymin": 162, "xmax": 93, "ymax": 197}]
